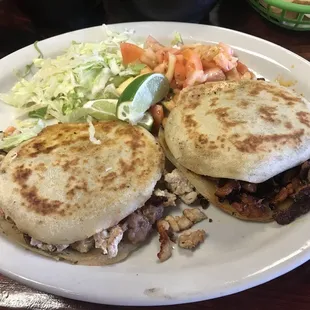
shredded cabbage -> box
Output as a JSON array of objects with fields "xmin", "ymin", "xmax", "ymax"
[
  {"xmin": 0, "ymin": 25, "xmax": 144, "ymax": 150},
  {"xmin": 171, "ymin": 32, "xmax": 183, "ymax": 47},
  {"xmin": 0, "ymin": 25, "xmax": 142, "ymax": 124}
]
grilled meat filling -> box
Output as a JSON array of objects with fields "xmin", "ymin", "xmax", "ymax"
[{"xmin": 214, "ymin": 160, "xmax": 310, "ymax": 224}]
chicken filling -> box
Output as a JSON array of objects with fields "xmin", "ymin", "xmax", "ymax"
[
  {"xmin": 164, "ymin": 169, "xmax": 198, "ymax": 204},
  {"xmin": 27, "ymin": 169, "xmax": 200, "ymax": 258},
  {"xmin": 29, "ymin": 195, "xmax": 167, "ymax": 258}
]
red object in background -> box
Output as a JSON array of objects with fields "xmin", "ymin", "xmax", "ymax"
[
  {"xmin": 0, "ymin": 0, "xmax": 36, "ymax": 59},
  {"xmin": 0, "ymin": 0, "xmax": 32, "ymax": 29}
]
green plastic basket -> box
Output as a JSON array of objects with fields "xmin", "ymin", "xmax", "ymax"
[{"xmin": 248, "ymin": 0, "xmax": 310, "ymax": 30}]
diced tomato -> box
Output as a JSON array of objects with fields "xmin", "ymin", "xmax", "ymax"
[
  {"xmin": 150, "ymin": 104, "xmax": 164, "ymax": 133},
  {"xmin": 176, "ymin": 54, "xmax": 184, "ymax": 62},
  {"xmin": 218, "ymin": 42, "xmax": 233, "ymax": 56},
  {"xmin": 201, "ymin": 60, "xmax": 218, "ymax": 70},
  {"xmin": 144, "ymin": 48, "xmax": 157, "ymax": 61},
  {"xmin": 170, "ymin": 79, "xmax": 178, "ymax": 89},
  {"xmin": 236, "ymin": 61, "xmax": 250, "ymax": 75},
  {"xmin": 213, "ymin": 52, "xmax": 238, "ymax": 72},
  {"xmin": 140, "ymin": 53, "xmax": 157, "ymax": 69},
  {"xmin": 185, "ymin": 51, "xmax": 203, "ymax": 76},
  {"xmin": 156, "ymin": 50, "xmax": 166, "ymax": 63},
  {"xmin": 162, "ymin": 47, "xmax": 180, "ymax": 54},
  {"xmin": 183, "ymin": 70, "xmax": 205, "ymax": 87},
  {"xmin": 164, "ymin": 52, "xmax": 169, "ymax": 63},
  {"xmin": 225, "ymin": 67, "xmax": 241, "ymax": 80},
  {"xmin": 145, "ymin": 35, "xmax": 164, "ymax": 52},
  {"xmin": 174, "ymin": 60, "xmax": 186, "ymax": 84},
  {"xmin": 205, "ymin": 67, "xmax": 226, "ymax": 82},
  {"xmin": 4, "ymin": 126, "xmax": 16, "ymax": 137},
  {"xmin": 182, "ymin": 48, "xmax": 194, "ymax": 61},
  {"xmin": 120, "ymin": 43, "xmax": 144, "ymax": 65}
]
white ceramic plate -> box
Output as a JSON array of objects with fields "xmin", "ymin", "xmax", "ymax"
[{"xmin": 0, "ymin": 22, "xmax": 310, "ymax": 306}]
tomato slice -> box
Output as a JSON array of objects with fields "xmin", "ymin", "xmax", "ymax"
[
  {"xmin": 120, "ymin": 42, "xmax": 144, "ymax": 65},
  {"xmin": 145, "ymin": 35, "xmax": 164, "ymax": 52},
  {"xmin": 182, "ymin": 48, "xmax": 193, "ymax": 61},
  {"xmin": 174, "ymin": 60, "xmax": 186, "ymax": 83},
  {"xmin": 236, "ymin": 61, "xmax": 250, "ymax": 75},
  {"xmin": 201, "ymin": 60, "xmax": 218, "ymax": 70},
  {"xmin": 182, "ymin": 50, "xmax": 203, "ymax": 76}
]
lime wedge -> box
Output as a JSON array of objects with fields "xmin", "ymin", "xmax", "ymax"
[
  {"xmin": 117, "ymin": 101, "xmax": 131, "ymax": 122},
  {"xmin": 117, "ymin": 73, "xmax": 169, "ymax": 124},
  {"xmin": 117, "ymin": 102, "xmax": 154, "ymax": 131},
  {"xmin": 83, "ymin": 99, "xmax": 118, "ymax": 120},
  {"xmin": 138, "ymin": 112, "xmax": 154, "ymax": 131}
]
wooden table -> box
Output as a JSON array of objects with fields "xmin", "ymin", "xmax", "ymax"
[{"xmin": 1, "ymin": 0, "xmax": 310, "ymax": 309}]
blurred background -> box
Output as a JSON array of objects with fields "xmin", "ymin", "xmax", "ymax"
[
  {"xmin": 0, "ymin": 0, "xmax": 309, "ymax": 59},
  {"xmin": 0, "ymin": 1, "xmax": 310, "ymax": 310}
]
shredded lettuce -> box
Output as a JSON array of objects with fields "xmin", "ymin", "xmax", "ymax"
[
  {"xmin": 29, "ymin": 107, "xmax": 48, "ymax": 118},
  {"xmin": 171, "ymin": 32, "xmax": 183, "ymax": 47},
  {"xmin": 0, "ymin": 26, "xmax": 142, "ymax": 126},
  {"xmin": 0, "ymin": 26, "xmax": 150, "ymax": 151},
  {"xmin": 14, "ymin": 41, "xmax": 44, "ymax": 79}
]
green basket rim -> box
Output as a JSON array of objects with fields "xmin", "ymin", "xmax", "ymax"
[{"xmin": 263, "ymin": 0, "xmax": 310, "ymax": 13}]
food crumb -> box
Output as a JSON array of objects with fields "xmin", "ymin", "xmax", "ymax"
[
  {"xmin": 275, "ymin": 75, "xmax": 296, "ymax": 87},
  {"xmin": 200, "ymin": 197, "xmax": 210, "ymax": 209}
]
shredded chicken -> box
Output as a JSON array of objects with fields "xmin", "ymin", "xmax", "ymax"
[
  {"xmin": 180, "ymin": 191, "xmax": 198, "ymax": 205},
  {"xmin": 165, "ymin": 208, "xmax": 207, "ymax": 232},
  {"xmin": 165, "ymin": 169, "xmax": 194, "ymax": 194},
  {"xmin": 30, "ymin": 238, "xmax": 69, "ymax": 253},
  {"xmin": 178, "ymin": 230, "xmax": 206, "ymax": 249},
  {"xmin": 165, "ymin": 215, "xmax": 192, "ymax": 232},
  {"xmin": 107, "ymin": 226, "xmax": 124, "ymax": 258},
  {"xmin": 94, "ymin": 230, "xmax": 109, "ymax": 254},
  {"xmin": 156, "ymin": 220, "xmax": 173, "ymax": 262},
  {"xmin": 154, "ymin": 189, "xmax": 177, "ymax": 207},
  {"xmin": 165, "ymin": 169, "xmax": 198, "ymax": 204},
  {"xmin": 183, "ymin": 208, "xmax": 207, "ymax": 223},
  {"xmin": 27, "ymin": 203, "xmax": 160, "ymax": 257},
  {"xmin": 71, "ymin": 237, "xmax": 95, "ymax": 253},
  {"xmin": 94, "ymin": 225, "xmax": 124, "ymax": 258}
]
